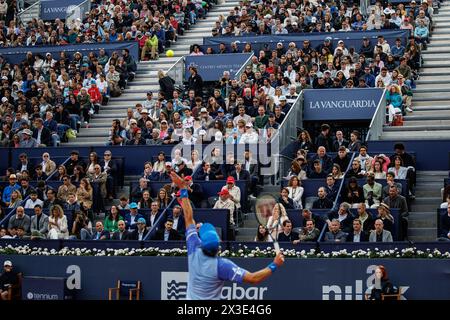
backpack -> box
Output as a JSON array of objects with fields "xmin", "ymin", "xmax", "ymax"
[
  {"xmin": 65, "ymin": 128, "xmax": 77, "ymax": 140},
  {"xmin": 392, "ymin": 114, "xmax": 403, "ymax": 126}
]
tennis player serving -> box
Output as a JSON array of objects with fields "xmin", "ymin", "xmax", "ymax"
[{"xmin": 170, "ymin": 171, "xmax": 284, "ymax": 300}]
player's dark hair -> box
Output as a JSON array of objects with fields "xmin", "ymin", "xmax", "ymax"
[{"xmin": 202, "ymin": 248, "xmax": 218, "ymax": 257}]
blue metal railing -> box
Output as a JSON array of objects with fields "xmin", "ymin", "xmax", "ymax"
[{"xmin": 45, "ymin": 156, "xmax": 71, "ymax": 181}]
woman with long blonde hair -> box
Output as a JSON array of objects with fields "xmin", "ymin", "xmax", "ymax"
[
  {"xmin": 48, "ymin": 204, "xmax": 69, "ymax": 239},
  {"xmin": 266, "ymin": 203, "xmax": 288, "ymax": 239}
]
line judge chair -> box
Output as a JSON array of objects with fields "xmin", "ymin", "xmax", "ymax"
[{"xmin": 108, "ymin": 280, "xmax": 142, "ymax": 300}]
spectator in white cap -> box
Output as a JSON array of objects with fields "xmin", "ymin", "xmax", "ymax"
[
  {"xmin": 42, "ymin": 52, "xmax": 56, "ymax": 75},
  {"xmin": 0, "ymin": 260, "xmax": 19, "ymax": 301},
  {"xmin": 199, "ymin": 107, "xmax": 214, "ymax": 128},
  {"xmin": 278, "ymin": 95, "xmax": 288, "ymax": 109},
  {"xmin": 19, "ymin": 129, "xmax": 39, "ymax": 148},
  {"xmin": 334, "ymin": 40, "xmax": 349, "ymax": 56},
  {"xmin": 239, "ymin": 122, "xmax": 259, "ymax": 144},
  {"xmin": 196, "ymin": 129, "xmax": 208, "ymax": 145},
  {"xmin": 286, "ymin": 85, "xmax": 298, "ymax": 104}
]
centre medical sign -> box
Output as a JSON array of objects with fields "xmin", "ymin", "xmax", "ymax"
[{"xmin": 303, "ymin": 88, "xmax": 384, "ymax": 121}]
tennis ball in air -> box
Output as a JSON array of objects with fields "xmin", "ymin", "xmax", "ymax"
[{"xmin": 166, "ymin": 50, "xmax": 174, "ymax": 57}]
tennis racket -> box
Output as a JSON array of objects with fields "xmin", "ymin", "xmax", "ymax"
[{"xmin": 255, "ymin": 194, "xmax": 281, "ymax": 253}]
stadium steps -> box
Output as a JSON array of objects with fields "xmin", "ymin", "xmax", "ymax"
[
  {"xmin": 66, "ymin": 0, "xmax": 241, "ymax": 146},
  {"xmin": 18, "ymin": 0, "xmax": 41, "ymax": 24},
  {"xmin": 379, "ymin": 2, "xmax": 450, "ymax": 141},
  {"xmin": 407, "ymin": 171, "xmax": 448, "ymax": 241}
]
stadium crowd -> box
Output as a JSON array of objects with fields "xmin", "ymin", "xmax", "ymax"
[
  {"xmin": 0, "ymin": 0, "xmax": 221, "ymax": 148},
  {"xmin": 0, "ymin": 0, "xmax": 440, "ymax": 244},
  {"xmin": 1, "ymin": 0, "xmax": 214, "ymax": 51}
]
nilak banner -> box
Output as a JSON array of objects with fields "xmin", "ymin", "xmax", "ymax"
[
  {"xmin": 303, "ymin": 88, "xmax": 384, "ymax": 121},
  {"xmin": 40, "ymin": 0, "xmax": 84, "ymax": 21},
  {"xmin": 184, "ymin": 53, "xmax": 252, "ymax": 82}
]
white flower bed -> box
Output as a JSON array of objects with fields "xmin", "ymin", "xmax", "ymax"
[{"xmin": 1, "ymin": 245, "xmax": 449, "ymax": 259}]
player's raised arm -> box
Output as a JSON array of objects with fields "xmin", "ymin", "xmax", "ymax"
[
  {"xmin": 170, "ymin": 171, "xmax": 195, "ymax": 227},
  {"xmin": 243, "ymin": 252, "xmax": 285, "ymax": 284}
]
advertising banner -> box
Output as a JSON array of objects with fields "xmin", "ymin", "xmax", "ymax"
[
  {"xmin": 4, "ymin": 256, "xmax": 450, "ymax": 300},
  {"xmin": 184, "ymin": 53, "xmax": 252, "ymax": 82},
  {"xmin": 0, "ymin": 42, "xmax": 139, "ymax": 65},
  {"xmin": 22, "ymin": 276, "xmax": 69, "ymax": 300},
  {"xmin": 202, "ymin": 30, "xmax": 410, "ymax": 53},
  {"xmin": 40, "ymin": 0, "xmax": 84, "ymax": 21},
  {"xmin": 303, "ymin": 88, "xmax": 384, "ymax": 121}
]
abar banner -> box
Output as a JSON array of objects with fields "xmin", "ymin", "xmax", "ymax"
[
  {"xmin": 184, "ymin": 53, "xmax": 252, "ymax": 82},
  {"xmin": 40, "ymin": 0, "xmax": 84, "ymax": 21},
  {"xmin": 5, "ymin": 256, "xmax": 450, "ymax": 300},
  {"xmin": 303, "ymin": 88, "xmax": 384, "ymax": 121},
  {"xmin": 0, "ymin": 42, "xmax": 139, "ymax": 66}
]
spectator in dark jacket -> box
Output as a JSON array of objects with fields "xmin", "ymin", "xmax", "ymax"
[
  {"xmin": 184, "ymin": 176, "xmax": 204, "ymax": 206},
  {"xmin": 153, "ymin": 218, "xmax": 182, "ymax": 240},
  {"xmin": 278, "ymin": 187, "xmax": 295, "ymax": 210},
  {"xmin": 193, "ymin": 162, "xmax": 216, "ymax": 181},
  {"xmin": 91, "ymin": 221, "xmax": 110, "ymax": 240},
  {"xmin": 158, "ymin": 70, "xmax": 175, "ymax": 100},
  {"xmin": 112, "ymin": 220, "xmax": 132, "ymax": 240},
  {"xmin": 32, "ymin": 118, "xmax": 52, "ymax": 146},
  {"xmin": 439, "ymin": 203, "xmax": 450, "ymax": 241},
  {"xmin": 346, "ymin": 218, "xmax": 369, "ymax": 242},
  {"xmin": 277, "ymin": 220, "xmax": 299, "ymax": 242},
  {"xmin": 314, "ymin": 124, "xmax": 333, "ymax": 152},
  {"xmin": 187, "ymin": 66, "xmax": 203, "ymax": 97},
  {"xmin": 309, "ymin": 146, "xmax": 333, "ymax": 174},
  {"xmin": 333, "ymin": 147, "xmax": 351, "ymax": 172},
  {"xmin": 312, "ymin": 187, "xmax": 334, "ymax": 209},
  {"xmin": 326, "ymin": 202, "xmax": 354, "ymax": 234}
]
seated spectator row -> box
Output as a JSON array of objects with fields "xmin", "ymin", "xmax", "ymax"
[
  {"xmin": 291, "ymin": 129, "xmax": 416, "ymax": 195},
  {"xmin": 0, "ymin": 203, "xmax": 231, "ymax": 240}
]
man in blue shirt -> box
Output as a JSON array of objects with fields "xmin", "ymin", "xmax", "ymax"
[
  {"xmin": 2, "ymin": 174, "xmax": 20, "ymax": 206},
  {"xmin": 391, "ymin": 38, "xmax": 405, "ymax": 62},
  {"xmin": 170, "ymin": 172, "xmax": 284, "ymax": 300}
]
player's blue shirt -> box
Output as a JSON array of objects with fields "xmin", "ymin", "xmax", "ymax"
[{"xmin": 186, "ymin": 224, "xmax": 248, "ymax": 300}]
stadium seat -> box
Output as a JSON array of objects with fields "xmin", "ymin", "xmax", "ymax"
[
  {"xmin": 108, "ymin": 280, "xmax": 141, "ymax": 300},
  {"xmin": 381, "ymin": 291, "xmax": 401, "ymax": 300}
]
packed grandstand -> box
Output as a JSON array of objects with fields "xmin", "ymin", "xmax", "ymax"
[{"xmin": 0, "ymin": 0, "xmax": 449, "ymax": 301}]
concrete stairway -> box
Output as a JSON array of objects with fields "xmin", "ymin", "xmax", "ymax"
[
  {"xmin": 18, "ymin": 0, "xmax": 41, "ymax": 24},
  {"xmin": 381, "ymin": 1, "xmax": 450, "ymax": 140},
  {"xmin": 407, "ymin": 171, "xmax": 447, "ymax": 242},
  {"xmin": 67, "ymin": 0, "xmax": 240, "ymax": 146}
]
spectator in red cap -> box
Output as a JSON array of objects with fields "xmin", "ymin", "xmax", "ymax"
[
  {"xmin": 184, "ymin": 175, "xmax": 205, "ymax": 208},
  {"xmin": 214, "ymin": 188, "xmax": 236, "ymax": 238},
  {"xmin": 221, "ymin": 176, "xmax": 241, "ymax": 212}
]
